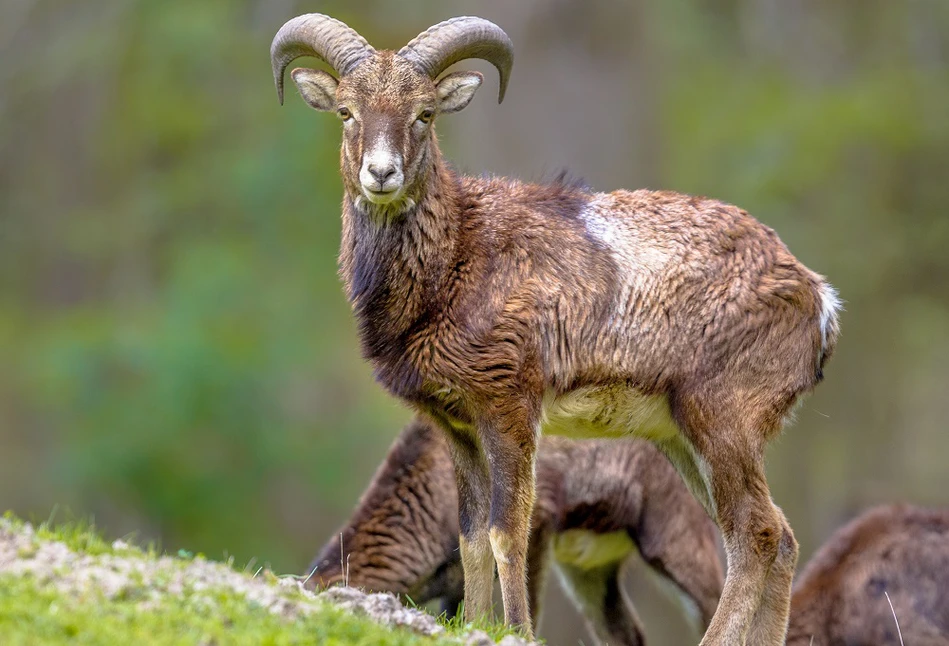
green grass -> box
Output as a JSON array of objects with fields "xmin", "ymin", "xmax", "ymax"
[
  {"xmin": 437, "ymin": 610, "xmax": 530, "ymax": 643},
  {"xmin": 0, "ymin": 513, "xmax": 528, "ymax": 645},
  {"xmin": 35, "ymin": 520, "xmax": 129, "ymax": 559},
  {"xmin": 9, "ymin": 509, "xmax": 145, "ymax": 560},
  {"xmin": 0, "ymin": 574, "xmax": 442, "ymax": 645}
]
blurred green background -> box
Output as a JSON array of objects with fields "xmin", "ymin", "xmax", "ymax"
[{"xmin": 2, "ymin": 0, "xmax": 948, "ymax": 643}]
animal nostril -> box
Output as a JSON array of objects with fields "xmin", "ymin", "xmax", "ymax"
[{"xmin": 368, "ymin": 164, "xmax": 396, "ymax": 183}]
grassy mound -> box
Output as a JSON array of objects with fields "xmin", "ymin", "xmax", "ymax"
[{"xmin": 0, "ymin": 514, "xmax": 528, "ymax": 646}]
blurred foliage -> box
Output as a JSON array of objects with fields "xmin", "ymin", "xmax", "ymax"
[
  {"xmin": 0, "ymin": 0, "xmax": 408, "ymax": 566},
  {"xmin": 1, "ymin": 1, "xmax": 948, "ymax": 643}
]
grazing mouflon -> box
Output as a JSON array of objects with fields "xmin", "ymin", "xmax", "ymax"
[
  {"xmin": 788, "ymin": 504, "xmax": 949, "ymax": 646},
  {"xmin": 306, "ymin": 416, "xmax": 724, "ymax": 646}
]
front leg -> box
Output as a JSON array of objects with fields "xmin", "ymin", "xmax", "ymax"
[
  {"xmin": 443, "ymin": 427, "xmax": 495, "ymax": 623},
  {"xmin": 525, "ymin": 515, "xmax": 554, "ymax": 634},
  {"xmin": 480, "ymin": 400, "xmax": 539, "ymax": 636}
]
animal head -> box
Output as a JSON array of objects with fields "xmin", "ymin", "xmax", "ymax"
[
  {"xmin": 304, "ymin": 417, "xmax": 463, "ymax": 602},
  {"xmin": 271, "ymin": 14, "xmax": 513, "ymax": 215}
]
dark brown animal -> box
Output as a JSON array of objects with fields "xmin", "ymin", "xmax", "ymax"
[
  {"xmin": 270, "ymin": 13, "xmax": 840, "ymax": 644},
  {"xmin": 788, "ymin": 504, "xmax": 949, "ymax": 646},
  {"xmin": 306, "ymin": 416, "xmax": 724, "ymax": 646}
]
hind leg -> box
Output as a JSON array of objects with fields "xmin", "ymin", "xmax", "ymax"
[
  {"xmin": 671, "ymin": 393, "xmax": 793, "ymax": 645},
  {"xmin": 747, "ymin": 507, "xmax": 798, "ymax": 644},
  {"xmin": 556, "ymin": 560, "xmax": 645, "ymax": 646},
  {"xmin": 699, "ymin": 448, "xmax": 786, "ymax": 645}
]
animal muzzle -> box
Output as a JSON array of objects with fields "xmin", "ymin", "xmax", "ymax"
[{"xmin": 359, "ymin": 145, "xmax": 404, "ymax": 204}]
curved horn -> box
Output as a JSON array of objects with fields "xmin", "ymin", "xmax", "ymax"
[
  {"xmin": 397, "ymin": 17, "xmax": 513, "ymax": 103},
  {"xmin": 270, "ymin": 13, "xmax": 375, "ymax": 105}
]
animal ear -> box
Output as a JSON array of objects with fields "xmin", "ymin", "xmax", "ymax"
[
  {"xmin": 436, "ymin": 71, "xmax": 483, "ymax": 114},
  {"xmin": 290, "ymin": 68, "xmax": 339, "ymax": 111}
]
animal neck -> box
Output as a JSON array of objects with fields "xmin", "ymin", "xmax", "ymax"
[
  {"xmin": 339, "ymin": 141, "xmax": 462, "ymax": 351},
  {"xmin": 309, "ymin": 419, "xmax": 458, "ymax": 593}
]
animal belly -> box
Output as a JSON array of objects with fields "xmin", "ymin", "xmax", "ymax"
[
  {"xmin": 540, "ymin": 386, "xmax": 679, "ymax": 441},
  {"xmin": 553, "ymin": 529, "xmax": 636, "ymax": 570}
]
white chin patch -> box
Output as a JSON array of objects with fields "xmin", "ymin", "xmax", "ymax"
[
  {"xmin": 360, "ymin": 186, "xmax": 401, "ymax": 205},
  {"xmin": 354, "ymin": 193, "xmax": 415, "ymax": 217}
]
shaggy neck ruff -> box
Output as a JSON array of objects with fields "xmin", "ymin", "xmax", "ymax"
[{"xmin": 339, "ymin": 139, "xmax": 464, "ymax": 361}]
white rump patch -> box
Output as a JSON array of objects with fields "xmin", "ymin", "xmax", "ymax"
[{"xmin": 817, "ymin": 281, "xmax": 842, "ymax": 360}]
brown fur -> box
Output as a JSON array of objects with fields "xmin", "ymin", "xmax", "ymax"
[
  {"xmin": 788, "ymin": 504, "xmax": 949, "ymax": 646},
  {"xmin": 279, "ymin": 18, "xmax": 840, "ymax": 644},
  {"xmin": 306, "ymin": 416, "xmax": 725, "ymax": 645}
]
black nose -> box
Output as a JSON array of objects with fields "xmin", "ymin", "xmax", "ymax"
[{"xmin": 367, "ymin": 163, "xmax": 396, "ymax": 184}]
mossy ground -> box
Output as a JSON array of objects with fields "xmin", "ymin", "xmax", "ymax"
[{"xmin": 0, "ymin": 513, "xmax": 526, "ymax": 646}]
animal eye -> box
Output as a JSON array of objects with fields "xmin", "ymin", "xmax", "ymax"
[
  {"xmin": 418, "ymin": 109, "xmax": 435, "ymax": 124},
  {"xmin": 337, "ymin": 107, "xmax": 352, "ymax": 121}
]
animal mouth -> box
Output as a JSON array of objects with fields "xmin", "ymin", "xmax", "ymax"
[{"xmin": 362, "ymin": 185, "xmax": 402, "ymax": 204}]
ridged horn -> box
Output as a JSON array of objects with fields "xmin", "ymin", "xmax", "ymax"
[
  {"xmin": 270, "ymin": 13, "xmax": 375, "ymax": 105},
  {"xmin": 397, "ymin": 16, "xmax": 513, "ymax": 103}
]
